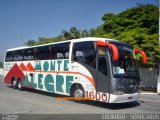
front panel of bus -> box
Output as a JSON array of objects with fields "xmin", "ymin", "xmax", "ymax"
[{"xmin": 108, "ymin": 42, "xmax": 141, "ymax": 103}]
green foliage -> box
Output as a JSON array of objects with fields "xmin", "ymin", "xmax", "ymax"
[
  {"xmin": 25, "ymin": 40, "xmax": 35, "ymax": 46},
  {"xmin": 26, "ymin": 27, "xmax": 90, "ymax": 46},
  {"xmin": 96, "ymin": 4, "xmax": 159, "ymax": 67},
  {"xmin": 62, "ymin": 27, "xmax": 80, "ymax": 40},
  {"xmin": 62, "ymin": 27, "xmax": 90, "ymax": 40},
  {"xmin": 25, "ymin": 36, "xmax": 64, "ymax": 46},
  {"xmin": 26, "ymin": 4, "xmax": 159, "ymax": 67}
]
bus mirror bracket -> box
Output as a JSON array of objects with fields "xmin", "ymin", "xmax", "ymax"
[
  {"xmin": 134, "ymin": 48, "xmax": 147, "ymax": 64},
  {"xmin": 97, "ymin": 40, "xmax": 119, "ymax": 61}
]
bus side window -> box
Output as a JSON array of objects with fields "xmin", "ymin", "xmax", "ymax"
[
  {"xmin": 72, "ymin": 41, "xmax": 96, "ymax": 68},
  {"xmin": 65, "ymin": 52, "xmax": 69, "ymax": 59},
  {"xmin": 5, "ymin": 51, "xmax": 14, "ymax": 62},
  {"xmin": 36, "ymin": 46, "xmax": 50, "ymax": 60},
  {"xmin": 23, "ymin": 48, "xmax": 35, "ymax": 61},
  {"xmin": 75, "ymin": 51, "xmax": 85, "ymax": 62},
  {"xmin": 51, "ymin": 42, "xmax": 70, "ymax": 60},
  {"xmin": 14, "ymin": 50, "xmax": 23, "ymax": 61},
  {"xmin": 57, "ymin": 53, "xmax": 64, "ymax": 59},
  {"xmin": 49, "ymin": 46, "xmax": 54, "ymax": 59}
]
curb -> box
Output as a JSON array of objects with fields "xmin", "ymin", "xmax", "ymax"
[
  {"xmin": 140, "ymin": 92, "xmax": 160, "ymax": 103},
  {"xmin": 139, "ymin": 99, "xmax": 160, "ymax": 103},
  {"xmin": 140, "ymin": 92, "xmax": 158, "ymax": 95}
]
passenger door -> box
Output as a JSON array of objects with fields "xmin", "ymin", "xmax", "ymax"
[{"xmin": 96, "ymin": 55, "xmax": 110, "ymax": 93}]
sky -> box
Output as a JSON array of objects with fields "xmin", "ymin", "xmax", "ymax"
[{"xmin": 0, "ymin": 0, "xmax": 159, "ymax": 62}]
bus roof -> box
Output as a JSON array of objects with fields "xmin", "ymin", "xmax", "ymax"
[{"xmin": 6, "ymin": 37, "xmax": 123, "ymax": 52}]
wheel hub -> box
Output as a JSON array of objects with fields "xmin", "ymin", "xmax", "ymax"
[
  {"xmin": 74, "ymin": 89, "xmax": 83, "ymax": 97},
  {"xmin": 13, "ymin": 80, "xmax": 17, "ymax": 86}
]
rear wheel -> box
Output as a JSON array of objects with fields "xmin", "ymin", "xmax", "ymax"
[
  {"xmin": 11, "ymin": 78, "xmax": 17, "ymax": 89},
  {"xmin": 17, "ymin": 80, "xmax": 23, "ymax": 90}
]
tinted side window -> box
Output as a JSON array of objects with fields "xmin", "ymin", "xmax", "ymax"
[
  {"xmin": 23, "ymin": 48, "xmax": 35, "ymax": 61},
  {"xmin": 5, "ymin": 51, "xmax": 14, "ymax": 62},
  {"xmin": 72, "ymin": 41, "xmax": 96, "ymax": 68},
  {"xmin": 35, "ymin": 46, "xmax": 50, "ymax": 60},
  {"xmin": 14, "ymin": 50, "xmax": 23, "ymax": 61},
  {"xmin": 50, "ymin": 42, "xmax": 70, "ymax": 59}
]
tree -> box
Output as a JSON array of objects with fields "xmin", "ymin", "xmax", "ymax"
[
  {"xmin": 25, "ymin": 40, "xmax": 35, "ymax": 46},
  {"xmin": 62, "ymin": 27, "xmax": 81, "ymax": 40},
  {"xmin": 80, "ymin": 30, "xmax": 90, "ymax": 38},
  {"xmin": 95, "ymin": 4, "xmax": 159, "ymax": 67},
  {"xmin": 25, "ymin": 4, "xmax": 159, "ymax": 67}
]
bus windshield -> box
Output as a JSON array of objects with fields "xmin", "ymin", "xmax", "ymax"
[{"xmin": 111, "ymin": 43, "xmax": 137, "ymax": 77}]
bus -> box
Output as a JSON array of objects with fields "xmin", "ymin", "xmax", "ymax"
[{"xmin": 3, "ymin": 37, "xmax": 147, "ymax": 103}]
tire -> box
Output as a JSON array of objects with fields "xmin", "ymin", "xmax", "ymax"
[
  {"xmin": 17, "ymin": 80, "xmax": 23, "ymax": 90},
  {"xmin": 71, "ymin": 85, "xmax": 84, "ymax": 102},
  {"xmin": 11, "ymin": 78, "xmax": 17, "ymax": 89}
]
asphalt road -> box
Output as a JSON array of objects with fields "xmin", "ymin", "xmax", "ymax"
[{"xmin": 0, "ymin": 76, "xmax": 160, "ymax": 119}]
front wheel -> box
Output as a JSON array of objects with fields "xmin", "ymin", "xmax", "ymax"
[
  {"xmin": 71, "ymin": 85, "xmax": 84, "ymax": 102},
  {"xmin": 73, "ymin": 88, "xmax": 84, "ymax": 98}
]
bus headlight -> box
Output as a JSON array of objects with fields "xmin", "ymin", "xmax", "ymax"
[{"xmin": 113, "ymin": 90, "xmax": 124, "ymax": 95}]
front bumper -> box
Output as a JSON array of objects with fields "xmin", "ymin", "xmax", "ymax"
[{"xmin": 109, "ymin": 92, "xmax": 140, "ymax": 103}]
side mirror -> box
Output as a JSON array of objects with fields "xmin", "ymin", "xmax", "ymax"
[
  {"xmin": 134, "ymin": 48, "xmax": 147, "ymax": 64},
  {"xmin": 97, "ymin": 40, "xmax": 119, "ymax": 61}
]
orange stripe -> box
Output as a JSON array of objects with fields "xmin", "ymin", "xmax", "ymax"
[
  {"xmin": 24, "ymin": 70, "xmax": 95, "ymax": 88},
  {"xmin": 4, "ymin": 67, "xmax": 95, "ymax": 88}
]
